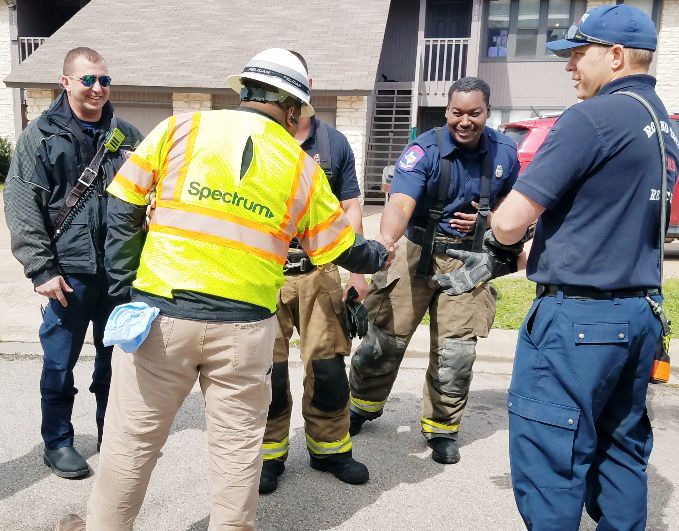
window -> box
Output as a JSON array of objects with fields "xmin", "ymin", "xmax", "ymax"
[{"xmin": 485, "ymin": 0, "xmax": 582, "ymax": 60}]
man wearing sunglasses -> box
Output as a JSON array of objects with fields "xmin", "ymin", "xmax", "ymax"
[
  {"xmin": 4, "ymin": 47, "xmax": 142, "ymax": 479},
  {"xmin": 437, "ymin": 4, "xmax": 678, "ymax": 530}
]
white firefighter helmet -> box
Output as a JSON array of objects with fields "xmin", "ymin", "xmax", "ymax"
[{"xmin": 227, "ymin": 48, "xmax": 314, "ymax": 117}]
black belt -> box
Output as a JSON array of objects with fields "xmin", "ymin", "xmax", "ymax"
[
  {"xmin": 537, "ymin": 284, "xmax": 660, "ymax": 300},
  {"xmin": 283, "ymin": 250, "xmax": 313, "ymax": 275},
  {"xmin": 405, "ymin": 226, "xmax": 475, "ymax": 254}
]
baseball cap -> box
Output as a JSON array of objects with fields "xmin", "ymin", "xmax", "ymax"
[{"xmin": 546, "ymin": 4, "xmax": 657, "ymax": 57}]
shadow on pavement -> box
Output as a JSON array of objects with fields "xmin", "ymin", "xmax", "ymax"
[
  {"xmin": 0, "ymin": 435, "xmax": 98, "ymax": 502},
  {"xmin": 187, "ymin": 388, "xmax": 509, "ymax": 530}
]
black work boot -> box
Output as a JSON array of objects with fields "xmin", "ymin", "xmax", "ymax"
[
  {"xmin": 309, "ymin": 451, "xmax": 369, "ymax": 485},
  {"xmin": 259, "ymin": 460, "xmax": 285, "ymax": 494},
  {"xmin": 349, "ymin": 410, "xmax": 369, "ymax": 436},
  {"xmin": 427, "ymin": 437, "xmax": 461, "ymax": 464},
  {"xmin": 43, "ymin": 447, "xmax": 90, "ymax": 479}
]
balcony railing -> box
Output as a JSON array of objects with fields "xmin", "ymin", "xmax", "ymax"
[
  {"xmin": 421, "ymin": 38, "xmax": 469, "ymax": 97},
  {"xmin": 19, "ymin": 36, "xmax": 47, "ymax": 63}
]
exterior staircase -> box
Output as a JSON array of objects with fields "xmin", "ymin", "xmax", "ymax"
[{"xmin": 363, "ymin": 82, "xmax": 413, "ymax": 204}]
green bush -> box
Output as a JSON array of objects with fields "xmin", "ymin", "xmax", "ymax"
[{"xmin": 0, "ymin": 136, "xmax": 13, "ymax": 184}]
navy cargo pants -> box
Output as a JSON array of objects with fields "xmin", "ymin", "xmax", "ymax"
[
  {"xmin": 39, "ymin": 272, "xmax": 115, "ymax": 450},
  {"xmin": 508, "ymin": 290, "xmax": 660, "ymax": 531}
]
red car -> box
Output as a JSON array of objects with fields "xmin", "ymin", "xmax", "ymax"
[{"xmin": 500, "ymin": 113, "xmax": 679, "ymax": 240}]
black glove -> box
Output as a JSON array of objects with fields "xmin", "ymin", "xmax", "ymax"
[
  {"xmin": 342, "ymin": 287, "xmax": 369, "ymax": 339},
  {"xmin": 434, "ymin": 229, "xmax": 523, "ymax": 296}
]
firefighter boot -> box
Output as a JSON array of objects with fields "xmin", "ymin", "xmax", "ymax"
[
  {"xmin": 259, "ymin": 460, "xmax": 285, "ymax": 494},
  {"xmin": 349, "ymin": 410, "xmax": 369, "ymax": 436},
  {"xmin": 427, "ymin": 437, "xmax": 461, "ymax": 464},
  {"xmin": 309, "ymin": 451, "xmax": 369, "ymax": 485}
]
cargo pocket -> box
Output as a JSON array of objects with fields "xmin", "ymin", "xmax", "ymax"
[
  {"xmin": 134, "ymin": 315, "xmax": 174, "ymax": 363},
  {"xmin": 327, "ymin": 286, "xmax": 352, "ymax": 354},
  {"xmin": 573, "ymin": 323, "xmax": 629, "ymax": 347},
  {"xmin": 507, "ymin": 391, "xmax": 580, "ymax": 488},
  {"xmin": 473, "ymin": 284, "xmax": 497, "ymax": 338},
  {"xmin": 366, "ymin": 272, "xmax": 400, "ymax": 322},
  {"xmin": 312, "ymin": 354, "xmax": 350, "ymax": 412},
  {"xmin": 49, "ymin": 208, "xmax": 92, "ymax": 267}
]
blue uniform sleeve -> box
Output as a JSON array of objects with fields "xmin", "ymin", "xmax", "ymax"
[
  {"xmin": 499, "ymin": 154, "xmax": 520, "ymax": 199},
  {"xmin": 389, "ymin": 142, "xmax": 431, "ymax": 202},
  {"xmin": 334, "ymin": 135, "xmax": 361, "ymax": 201},
  {"xmin": 514, "ymin": 108, "xmax": 606, "ymax": 209}
]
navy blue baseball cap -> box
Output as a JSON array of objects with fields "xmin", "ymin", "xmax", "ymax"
[{"xmin": 547, "ymin": 4, "xmax": 657, "ymax": 57}]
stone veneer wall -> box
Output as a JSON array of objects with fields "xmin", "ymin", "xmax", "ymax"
[
  {"xmin": 335, "ymin": 96, "xmax": 369, "ymax": 198},
  {"xmin": 0, "ymin": 3, "xmax": 15, "ymax": 141},
  {"xmin": 25, "ymin": 89, "xmax": 54, "ymax": 123},
  {"xmin": 656, "ymin": 0, "xmax": 679, "ymax": 111},
  {"xmin": 172, "ymin": 92, "xmax": 211, "ymax": 114}
]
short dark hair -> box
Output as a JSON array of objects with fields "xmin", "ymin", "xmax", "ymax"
[
  {"xmin": 448, "ymin": 77, "xmax": 491, "ymax": 107},
  {"xmin": 288, "ymin": 50, "xmax": 308, "ymax": 74},
  {"xmin": 63, "ymin": 47, "xmax": 105, "ymax": 74}
]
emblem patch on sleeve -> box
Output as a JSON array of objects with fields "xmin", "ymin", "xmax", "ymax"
[{"xmin": 397, "ymin": 145, "xmax": 425, "ymax": 171}]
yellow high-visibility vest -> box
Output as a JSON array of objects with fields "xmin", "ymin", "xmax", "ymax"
[{"xmin": 107, "ymin": 109, "xmax": 355, "ymax": 312}]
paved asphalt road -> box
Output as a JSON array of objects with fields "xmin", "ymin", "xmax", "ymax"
[{"xmin": 1, "ymin": 200, "xmax": 679, "ymax": 530}]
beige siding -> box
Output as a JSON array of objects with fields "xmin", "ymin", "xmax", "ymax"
[
  {"xmin": 656, "ymin": 0, "xmax": 679, "ymax": 111},
  {"xmin": 377, "ymin": 0, "xmax": 420, "ymax": 83},
  {"xmin": 478, "ymin": 61, "xmax": 577, "ymax": 109}
]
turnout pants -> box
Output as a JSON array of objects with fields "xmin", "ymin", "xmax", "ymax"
[
  {"xmin": 87, "ymin": 316, "xmax": 276, "ymax": 531},
  {"xmin": 39, "ymin": 272, "xmax": 115, "ymax": 449},
  {"xmin": 349, "ymin": 238, "xmax": 495, "ymax": 439},
  {"xmin": 262, "ymin": 264, "xmax": 353, "ymax": 461},
  {"xmin": 508, "ymin": 292, "xmax": 660, "ymax": 531}
]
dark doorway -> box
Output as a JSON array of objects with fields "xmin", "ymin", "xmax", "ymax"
[
  {"xmin": 418, "ymin": 107, "xmax": 447, "ymax": 136},
  {"xmin": 425, "ymin": 0, "xmax": 472, "ymax": 38}
]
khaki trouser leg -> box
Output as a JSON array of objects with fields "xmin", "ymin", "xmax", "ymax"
[
  {"xmin": 297, "ymin": 265, "xmax": 352, "ymax": 453},
  {"xmin": 200, "ymin": 318, "xmax": 276, "ymax": 531},
  {"xmin": 420, "ymin": 251, "xmax": 497, "ymax": 439},
  {"xmin": 262, "ymin": 279, "xmax": 298, "ymax": 461},
  {"xmin": 349, "ymin": 240, "xmax": 432, "ymax": 416},
  {"xmin": 86, "ymin": 316, "xmax": 199, "ymax": 531}
]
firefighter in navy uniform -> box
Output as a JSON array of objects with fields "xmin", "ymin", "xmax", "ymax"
[
  {"xmin": 259, "ymin": 52, "xmax": 371, "ymax": 494},
  {"xmin": 348, "ymin": 77, "xmax": 519, "ymax": 464},
  {"xmin": 439, "ymin": 6, "xmax": 679, "ymax": 529}
]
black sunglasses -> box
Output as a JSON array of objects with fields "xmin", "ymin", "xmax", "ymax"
[{"xmin": 67, "ymin": 74, "xmax": 112, "ymax": 88}]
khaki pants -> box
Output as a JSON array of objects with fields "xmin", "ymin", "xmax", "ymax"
[
  {"xmin": 349, "ymin": 238, "xmax": 495, "ymax": 439},
  {"xmin": 263, "ymin": 264, "xmax": 353, "ymax": 461},
  {"xmin": 86, "ymin": 315, "xmax": 276, "ymax": 531}
]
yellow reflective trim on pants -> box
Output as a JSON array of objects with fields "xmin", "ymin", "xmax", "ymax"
[
  {"xmin": 350, "ymin": 394, "xmax": 386, "ymax": 414},
  {"xmin": 305, "ymin": 432, "xmax": 352, "ymax": 455},
  {"xmin": 420, "ymin": 417, "xmax": 460, "ymax": 434},
  {"xmin": 262, "ymin": 437, "xmax": 289, "ymax": 460}
]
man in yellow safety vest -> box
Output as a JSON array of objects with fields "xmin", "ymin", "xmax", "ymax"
[{"xmin": 56, "ymin": 48, "xmax": 393, "ymax": 531}]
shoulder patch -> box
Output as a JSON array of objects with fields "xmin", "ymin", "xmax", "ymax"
[{"xmin": 397, "ymin": 145, "xmax": 425, "ymax": 171}]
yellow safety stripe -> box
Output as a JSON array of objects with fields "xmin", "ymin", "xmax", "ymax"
[
  {"xmin": 350, "ymin": 394, "xmax": 386, "ymax": 414},
  {"xmin": 150, "ymin": 205, "xmax": 289, "ymax": 260},
  {"xmin": 420, "ymin": 417, "xmax": 460, "ymax": 433},
  {"xmin": 305, "ymin": 432, "xmax": 352, "ymax": 455},
  {"xmin": 262, "ymin": 437, "xmax": 289, "ymax": 460}
]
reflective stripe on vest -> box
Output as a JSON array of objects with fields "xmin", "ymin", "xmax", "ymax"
[{"xmin": 107, "ymin": 109, "xmax": 354, "ymax": 312}]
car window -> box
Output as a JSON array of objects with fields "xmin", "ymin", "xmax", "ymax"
[{"xmin": 502, "ymin": 126, "xmax": 530, "ymax": 148}]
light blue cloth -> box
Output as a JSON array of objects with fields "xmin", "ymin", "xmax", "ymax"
[{"xmin": 103, "ymin": 302, "xmax": 160, "ymax": 353}]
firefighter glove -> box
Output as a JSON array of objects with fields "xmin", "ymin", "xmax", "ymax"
[
  {"xmin": 343, "ymin": 287, "xmax": 369, "ymax": 339},
  {"xmin": 435, "ymin": 229, "xmax": 522, "ymax": 296}
]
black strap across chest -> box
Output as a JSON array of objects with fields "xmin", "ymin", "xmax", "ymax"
[{"xmin": 414, "ymin": 127, "xmax": 492, "ymax": 279}]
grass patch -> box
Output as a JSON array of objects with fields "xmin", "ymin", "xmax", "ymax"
[{"xmin": 420, "ymin": 277, "xmax": 679, "ymax": 336}]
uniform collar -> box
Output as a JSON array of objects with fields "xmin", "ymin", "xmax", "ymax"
[
  {"xmin": 439, "ymin": 126, "xmax": 489, "ymax": 158},
  {"xmin": 597, "ymin": 74, "xmax": 656, "ymax": 97},
  {"xmin": 301, "ymin": 117, "xmax": 319, "ymax": 149}
]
